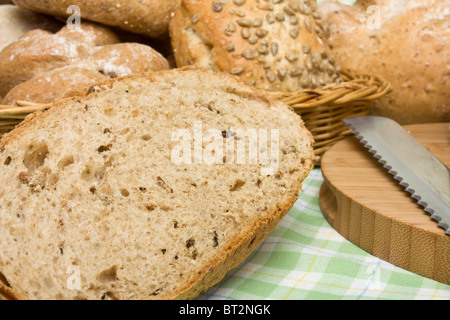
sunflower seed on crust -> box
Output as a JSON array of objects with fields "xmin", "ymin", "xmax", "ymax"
[
  {"xmin": 253, "ymin": 18, "xmax": 263, "ymax": 27},
  {"xmin": 256, "ymin": 28, "xmax": 269, "ymax": 38},
  {"xmin": 266, "ymin": 12, "xmax": 275, "ymax": 24},
  {"xmin": 226, "ymin": 42, "xmax": 235, "ymax": 52},
  {"xmin": 241, "ymin": 27, "xmax": 250, "ymax": 39},
  {"xmin": 289, "ymin": 26, "xmax": 299, "ymax": 39},
  {"xmin": 212, "ymin": 2, "xmax": 223, "ymax": 12},
  {"xmin": 225, "ymin": 22, "xmax": 235, "ymax": 35},
  {"xmin": 270, "ymin": 42, "xmax": 279, "ymax": 56},
  {"xmin": 230, "ymin": 66, "xmax": 245, "ymax": 75},
  {"xmin": 233, "ymin": 0, "xmax": 246, "ymax": 5},
  {"xmin": 236, "ymin": 18, "xmax": 252, "ymax": 27},
  {"xmin": 266, "ymin": 70, "xmax": 276, "ymax": 82},
  {"xmin": 242, "ymin": 49, "xmax": 258, "ymax": 59},
  {"xmin": 278, "ymin": 69, "xmax": 287, "ymax": 81}
]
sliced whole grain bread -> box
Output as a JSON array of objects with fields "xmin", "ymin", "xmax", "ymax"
[{"xmin": 0, "ymin": 67, "xmax": 314, "ymax": 300}]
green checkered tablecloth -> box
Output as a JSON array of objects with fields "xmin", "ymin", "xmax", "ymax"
[{"xmin": 198, "ymin": 169, "xmax": 450, "ymax": 300}]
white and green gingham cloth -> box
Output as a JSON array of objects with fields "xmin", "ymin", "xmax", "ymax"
[{"xmin": 198, "ymin": 169, "xmax": 450, "ymax": 300}]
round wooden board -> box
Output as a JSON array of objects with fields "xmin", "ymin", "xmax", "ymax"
[{"xmin": 320, "ymin": 123, "xmax": 450, "ymax": 285}]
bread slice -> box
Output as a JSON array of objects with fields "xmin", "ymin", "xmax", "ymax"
[{"xmin": 0, "ymin": 67, "xmax": 314, "ymax": 300}]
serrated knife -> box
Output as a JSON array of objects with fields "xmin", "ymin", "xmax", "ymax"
[{"xmin": 343, "ymin": 116, "xmax": 450, "ymax": 235}]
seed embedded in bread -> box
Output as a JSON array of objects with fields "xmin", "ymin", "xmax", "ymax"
[
  {"xmin": 266, "ymin": 12, "xmax": 275, "ymax": 24},
  {"xmin": 225, "ymin": 22, "xmax": 235, "ymax": 35},
  {"xmin": 256, "ymin": 28, "xmax": 269, "ymax": 38},
  {"xmin": 242, "ymin": 49, "xmax": 258, "ymax": 59},
  {"xmin": 252, "ymin": 18, "xmax": 263, "ymax": 27},
  {"xmin": 275, "ymin": 12, "xmax": 285, "ymax": 22},
  {"xmin": 285, "ymin": 53, "xmax": 298, "ymax": 63},
  {"xmin": 236, "ymin": 18, "xmax": 252, "ymax": 27},
  {"xmin": 289, "ymin": 26, "xmax": 299, "ymax": 39},
  {"xmin": 278, "ymin": 69, "xmax": 287, "ymax": 81},
  {"xmin": 270, "ymin": 42, "xmax": 279, "ymax": 56},
  {"xmin": 248, "ymin": 35, "xmax": 259, "ymax": 44},
  {"xmin": 212, "ymin": 1, "xmax": 223, "ymax": 12},
  {"xmin": 226, "ymin": 41, "xmax": 235, "ymax": 51},
  {"xmin": 230, "ymin": 66, "xmax": 245, "ymax": 75},
  {"xmin": 289, "ymin": 15, "xmax": 299, "ymax": 25},
  {"xmin": 304, "ymin": 15, "xmax": 312, "ymax": 32},
  {"xmin": 233, "ymin": 0, "xmax": 245, "ymax": 5}
]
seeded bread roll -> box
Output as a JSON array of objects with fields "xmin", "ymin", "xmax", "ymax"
[
  {"xmin": 12, "ymin": 0, "xmax": 181, "ymax": 38},
  {"xmin": 0, "ymin": 23, "xmax": 170, "ymax": 105},
  {"xmin": 318, "ymin": 0, "xmax": 450, "ymax": 124},
  {"xmin": 170, "ymin": 0, "xmax": 341, "ymax": 92},
  {"xmin": 0, "ymin": 67, "xmax": 314, "ymax": 300},
  {"xmin": 0, "ymin": 4, "xmax": 61, "ymax": 52}
]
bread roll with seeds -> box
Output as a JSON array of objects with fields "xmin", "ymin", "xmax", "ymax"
[
  {"xmin": 170, "ymin": 0, "xmax": 341, "ymax": 92},
  {"xmin": 0, "ymin": 67, "xmax": 314, "ymax": 300},
  {"xmin": 12, "ymin": 0, "xmax": 181, "ymax": 38}
]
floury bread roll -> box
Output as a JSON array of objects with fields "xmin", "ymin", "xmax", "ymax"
[
  {"xmin": 12, "ymin": 0, "xmax": 181, "ymax": 38},
  {"xmin": 318, "ymin": 0, "xmax": 450, "ymax": 125},
  {"xmin": 0, "ymin": 22, "xmax": 170, "ymax": 105},
  {"xmin": 0, "ymin": 22, "xmax": 119, "ymax": 98},
  {"xmin": 170, "ymin": 0, "xmax": 342, "ymax": 92},
  {"xmin": 0, "ymin": 67, "xmax": 314, "ymax": 300},
  {"xmin": 1, "ymin": 67, "xmax": 108, "ymax": 106},
  {"xmin": 0, "ymin": 4, "xmax": 61, "ymax": 52}
]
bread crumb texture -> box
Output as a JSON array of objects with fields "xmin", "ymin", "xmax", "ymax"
[{"xmin": 0, "ymin": 68, "xmax": 314, "ymax": 300}]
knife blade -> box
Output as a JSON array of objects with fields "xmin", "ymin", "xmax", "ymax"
[{"xmin": 343, "ymin": 116, "xmax": 450, "ymax": 235}]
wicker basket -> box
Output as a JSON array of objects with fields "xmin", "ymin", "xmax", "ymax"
[
  {"xmin": 271, "ymin": 70, "xmax": 392, "ymax": 164},
  {"xmin": 0, "ymin": 70, "xmax": 392, "ymax": 164}
]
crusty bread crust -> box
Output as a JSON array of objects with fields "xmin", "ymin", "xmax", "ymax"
[
  {"xmin": 0, "ymin": 67, "xmax": 314, "ymax": 300},
  {"xmin": 12, "ymin": 0, "xmax": 181, "ymax": 38},
  {"xmin": 168, "ymin": 179, "xmax": 301, "ymax": 300}
]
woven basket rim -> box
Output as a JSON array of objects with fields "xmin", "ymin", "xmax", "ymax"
[{"xmin": 270, "ymin": 69, "xmax": 393, "ymax": 109}]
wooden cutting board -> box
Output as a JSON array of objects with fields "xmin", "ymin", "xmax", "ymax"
[{"xmin": 320, "ymin": 123, "xmax": 450, "ymax": 285}]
